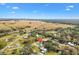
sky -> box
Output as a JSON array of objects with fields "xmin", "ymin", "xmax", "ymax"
[{"xmin": 0, "ymin": 3, "xmax": 79, "ymax": 19}]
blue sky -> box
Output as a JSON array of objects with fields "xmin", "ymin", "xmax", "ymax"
[{"xmin": 0, "ymin": 3, "xmax": 79, "ymax": 19}]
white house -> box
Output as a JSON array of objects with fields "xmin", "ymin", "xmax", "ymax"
[
  {"xmin": 68, "ymin": 42, "xmax": 75, "ymax": 46},
  {"xmin": 40, "ymin": 47, "xmax": 47, "ymax": 53}
]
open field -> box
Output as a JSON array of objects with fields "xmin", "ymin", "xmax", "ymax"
[{"xmin": 0, "ymin": 20, "xmax": 79, "ymax": 55}]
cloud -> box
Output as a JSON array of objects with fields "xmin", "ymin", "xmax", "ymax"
[
  {"xmin": 33, "ymin": 10, "xmax": 37, "ymax": 13},
  {"xmin": 0, "ymin": 3, "xmax": 6, "ymax": 5},
  {"xmin": 68, "ymin": 5, "xmax": 74, "ymax": 8},
  {"xmin": 7, "ymin": 6, "xmax": 19, "ymax": 14},
  {"xmin": 66, "ymin": 5, "xmax": 74, "ymax": 11},
  {"xmin": 66, "ymin": 8, "xmax": 71, "ymax": 11},
  {"xmin": 12, "ymin": 6, "xmax": 19, "ymax": 10},
  {"xmin": 8, "ymin": 11, "xmax": 16, "ymax": 14},
  {"xmin": 44, "ymin": 4, "xmax": 49, "ymax": 6},
  {"xmin": 6, "ymin": 6, "xmax": 10, "ymax": 8},
  {"xmin": 11, "ymin": 11, "xmax": 16, "ymax": 14}
]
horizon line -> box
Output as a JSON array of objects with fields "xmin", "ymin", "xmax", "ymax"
[{"xmin": 0, "ymin": 18, "xmax": 79, "ymax": 20}]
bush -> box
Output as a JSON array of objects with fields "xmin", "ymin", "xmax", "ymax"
[{"xmin": 0, "ymin": 40, "xmax": 7, "ymax": 49}]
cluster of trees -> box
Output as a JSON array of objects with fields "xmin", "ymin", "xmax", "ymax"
[
  {"xmin": 26, "ymin": 26, "xmax": 79, "ymax": 55},
  {"xmin": 1, "ymin": 22, "xmax": 79, "ymax": 55}
]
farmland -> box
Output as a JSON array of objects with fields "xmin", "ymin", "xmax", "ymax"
[{"xmin": 0, "ymin": 20, "xmax": 79, "ymax": 55}]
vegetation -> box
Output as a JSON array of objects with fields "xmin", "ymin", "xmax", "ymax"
[{"xmin": 0, "ymin": 20, "xmax": 79, "ymax": 55}]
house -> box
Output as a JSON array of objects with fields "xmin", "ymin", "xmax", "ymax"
[
  {"xmin": 15, "ymin": 44, "xmax": 20, "ymax": 47},
  {"xmin": 40, "ymin": 47, "xmax": 47, "ymax": 53},
  {"xmin": 36, "ymin": 34, "xmax": 39, "ymax": 37},
  {"xmin": 43, "ymin": 38, "xmax": 52, "ymax": 41},
  {"xmin": 22, "ymin": 34, "xmax": 29, "ymax": 39},
  {"xmin": 68, "ymin": 42, "xmax": 75, "ymax": 46},
  {"xmin": 7, "ymin": 46, "xmax": 13, "ymax": 48},
  {"xmin": 37, "ymin": 38, "xmax": 43, "ymax": 43},
  {"xmin": 22, "ymin": 36, "xmax": 28, "ymax": 39},
  {"xmin": 5, "ymin": 38, "xmax": 9, "ymax": 42}
]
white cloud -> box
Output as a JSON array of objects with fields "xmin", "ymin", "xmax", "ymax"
[
  {"xmin": 6, "ymin": 6, "xmax": 10, "ymax": 8},
  {"xmin": 44, "ymin": 4, "xmax": 49, "ymax": 6},
  {"xmin": 0, "ymin": 3, "xmax": 6, "ymax": 5},
  {"xmin": 66, "ymin": 8, "xmax": 71, "ymax": 11},
  {"xmin": 68, "ymin": 5, "xmax": 74, "ymax": 8},
  {"xmin": 11, "ymin": 11, "xmax": 16, "ymax": 14},
  {"xmin": 66, "ymin": 5, "xmax": 74, "ymax": 11},
  {"xmin": 33, "ymin": 10, "xmax": 37, "ymax": 13},
  {"xmin": 8, "ymin": 11, "xmax": 16, "ymax": 14},
  {"xmin": 12, "ymin": 6, "xmax": 19, "ymax": 10}
]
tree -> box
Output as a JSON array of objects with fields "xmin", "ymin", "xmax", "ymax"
[{"xmin": 43, "ymin": 40, "xmax": 59, "ymax": 52}]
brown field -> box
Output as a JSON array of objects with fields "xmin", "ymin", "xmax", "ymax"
[{"xmin": 0, "ymin": 20, "xmax": 75, "ymax": 30}]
